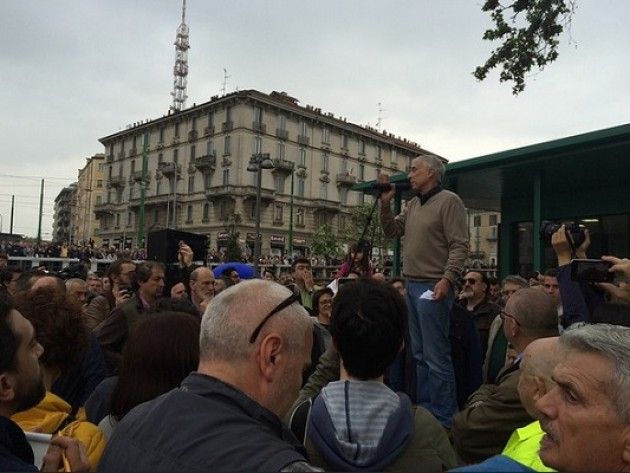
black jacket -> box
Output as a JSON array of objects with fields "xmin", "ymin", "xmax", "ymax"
[
  {"xmin": 0, "ymin": 416, "xmax": 37, "ymax": 472},
  {"xmin": 98, "ymin": 373, "xmax": 308, "ymax": 472}
]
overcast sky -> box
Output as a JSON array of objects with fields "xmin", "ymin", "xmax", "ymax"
[{"xmin": 1, "ymin": 0, "xmax": 629, "ymax": 239}]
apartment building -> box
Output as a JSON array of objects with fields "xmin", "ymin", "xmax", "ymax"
[
  {"xmin": 95, "ymin": 89, "xmax": 433, "ymax": 257},
  {"xmin": 71, "ymin": 154, "xmax": 106, "ymax": 245},
  {"xmin": 53, "ymin": 184, "xmax": 77, "ymax": 243},
  {"xmin": 468, "ymin": 210, "xmax": 500, "ymax": 266}
]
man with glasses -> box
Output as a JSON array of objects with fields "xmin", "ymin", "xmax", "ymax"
[
  {"xmin": 452, "ymin": 287, "xmax": 559, "ymax": 464},
  {"xmin": 99, "ymin": 280, "xmax": 319, "ymax": 472}
]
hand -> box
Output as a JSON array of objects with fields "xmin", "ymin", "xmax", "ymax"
[
  {"xmin": 601, "ymin": 255, "xmax": 630, "ymax": 280},
  {"xmin": 551, "ymin": 225, "xmax": 573, "ymax": 266},
  {"xmin": 432, "ymin": 278, "xmax": 451, "ymax": 302},
  {"xmin": 377, "ymin": 171, "xmax": 395, "ymax": 205},
  {"xmin": 42, "ymin": 436, "xmax": 89, "ymax": 472},
  {"xmin": 303, "ymin": 272, "xmax": 314, "ymax": 291},
  {"xmin": 178, "ymin": 242, "xmax": 194, "ymax": 267},
  {"xmin": 575, "ymin": 228, "xmax": 591, "ymax": 259},
  {"xmin": 113, "ymin": 285, "xmax": 131, "ymax": 307},
  {"xmin": 598, "ymin": 281, "xmax": 630, "ymax": 305}
]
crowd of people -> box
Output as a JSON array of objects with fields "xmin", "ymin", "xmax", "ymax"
[{"xmin": 0, "ymin": 154, "xmax": 628, "ymax": 472}]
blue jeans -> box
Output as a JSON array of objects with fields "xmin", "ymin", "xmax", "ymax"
[{"xmin": 406, "ymin": 280, "xmax": 457, "ymax": 427}]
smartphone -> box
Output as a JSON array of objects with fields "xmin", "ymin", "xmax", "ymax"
[{"xmin": 570, "ymin": 259, "xmax": 613, "ymax": 283}]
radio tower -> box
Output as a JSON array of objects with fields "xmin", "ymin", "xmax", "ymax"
[{"xmin": 170, "ymin": 0, "xmax": 189, "ymax": 112}]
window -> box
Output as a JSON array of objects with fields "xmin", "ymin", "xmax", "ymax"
[
  {"xmin": 159, "ymin": 127, "xmax": 164, "ymax": 142},
  {"xmin": 191, "ymin": 115, "xmax": 197, "ymax": 132},
  {"xmin": 190, "ymin": 145, "xmax": 196, "ymax": 160},
  {"xmin": 274, "ymin": 174, "xmax": 285, "ymax": 193},
  {"xmin": 322, "ymin": 127, "xmax": 330, "ymax": 144},
  {"xmin": 203, "ymin": 173, "xmax": 211, "ymax": 190},
  {"xmin": 358, "ymin": 140, "xmax": 365, "ymax": 155},
  {"xmin": 130, "ymin": 160, "xmax": 136, "ymax": 174},
  {"xmin": 298, "ymin": 148, "xmax": 306, "ymax": 167},
  {"xmin": 186, "ymin": 205, "xmax": 193, "ymax": 223},
  {"xmin": 319, "ymin": 182, "xmax": 328, "ymax": 200},
  {"xmin": 202, "ymin": 203, "xmax": 209, "ymax": 221},
  {"xmin": 250, "ymin": 170, "xmax": 257, "ymax": 186},
  {"xmin": 250, "ymin": 201, "xmax": 256, "ymax": 219},
  {"xmin": 96, "ymin": 180, "xmax": 103, "ymax": 188},
  {"xmin": 158, "ymin": 153, "xmax": 164, "ymax": 164},
  {"xmin": 253, "ymin": 135, "xmax": 262, "ymax": 154},
  {"xmin": 274, "ymin": 204, "xmax": 283, "ymax": 222},
  {"xmin": 341, "ymin": 134, "xmax": 348, "ymax": 149},
  {"xmin": 339, "ymin": 215, "xmax": 347, "ymax": 232},
  {"xmin": 174, "ymin": 122, "xmax": 180, "ymax": 138},
  {"xmin": 278, "ymin": 114, "xmax": 287, "ymax": 130},
  {"xmin": 222, "ymin": 169, "xmax": 230, "ymax": 185},
  {"xmin": 128, "ymin": 184, "xmax": 133, "ymax": 201},
  {"xmin": 156, "ymin": 178, "xmax": 162, "ymax": 195},
  {"xmin": 115, "ymin": 213, "xmax": 121, "ymax": 228},
  {"xmin": 108, "ymin": 166, "xmax": 112, "ymax": 179},
  {"xmin": 473, "ymin": 215, "xmax": 481, "ymax": 227},
  {"xmin": 359, "ymin": 164, "xmax": 365, "ymax": 181},
  {"xmin": 377, "ymin": 145, "xmax": 382, "ymax": 159},
  {"xmin": 206, "ymin": 140, "xmax": 214, "ymax": 155},
  {"xmin": 120, "ymin": 140, "xmax": 125, "ymax": 155},
  {"xmin": 225, "ymin": 105, "xmax": 232, "ymax": 122},
  {"xmin": 220, "ymin": 200, "xmax": 228, "ymax": 220},
  {"xmin": 297, "ymin": 207, "xmax": 305, "ymax": 226},
  {"xmin": 207, "ymin": 111, "xmax": 213, "ymax": 127},
  {"xmin": 173, "ymin": 148, "xmax": 179, "ymax": 164},
  {"xmin": 299, "ymin": 121, "xmax": 308, "ymax": 136},
  {"xmin": 339, "ymin": 187, "xmax": 348, "ymax": 205},
  {"xmin": 188, "ymin": 174, "xmax": 195, "ymax": 193},
  {"xmin": 127, "ymin": 212, "xmax": 133, "ymax": 227},
  {"xmin": 391, "ymin": 149, "xmax": 398, "ymax": 166},
  {"xmin": 489, "ymin": 214, "xmax": 498, "ymax": 226},
  {"xmin": 96, "ymin": 195, "xmax": 102, "ymax": 205},
  {"xmin": 153, "ymin": 208, "xmax": 159, "ymax": 224},
  {"xmin": 297, "ymin": 178, "xmax": 305, "ymax": 197},
  {"xmin": 277, "ymin": 142, "xmax": 285, "ymax": 160},
  {"xmin": 253, "ymin": 105, "xmax": 263, "ymax": 123},
  {"xmin": 224, "ymin": 135, "xmax": 231, "ymax": 155},
  {"xmin": 341, "ymin": 158, "xmax": 348, "ymax": 173},
  {"xmin": 321, "ymin": 154, "xmax": 329, "ymax": 172}
]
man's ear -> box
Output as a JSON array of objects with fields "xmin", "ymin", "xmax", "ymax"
[
  {"xmin": 0, "ymin": 373, "xmax": 16, "ymax": 404},
  {"xmin": 258, "ymin": 334, "xmax": 283, "ymax": 382},
  {"xmin": 622, "ymin": 425, "xmax": 630, "ymax": 466}
]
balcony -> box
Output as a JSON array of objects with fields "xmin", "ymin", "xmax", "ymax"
[
  {"xmin": 188, "ymin": 130, "xmax": 198, "ymax": 141},
  {"xmin": 128, "ymin": 194, "xmax": 170, "ymax": 209},
  {"xmin": 204, "ymin": 185, "xmax": 239, "ymax": 202},
  {"xmin": 195, "ymin": 154, "xmax": 217, "ymax": 172},
  {"xmin": 94, "ymin": 203, "xmax": 115, "ymax": 218},
  {"xmin": 241, "ymin": 185, "xmax": 275, "ymax": 204},
  {"xmin": 129, "ymin": 148, "xmax": 138, "ymax": 157},
  {"xmin": 297, "ymin": 135, "xmax": 310, "ymax": 146},
  {"xmin": 276, "ymin": 129, "xmax": 288, "ymax": 140},
  {"xmin": 117, "ymin": 151, "xmax": 125, "ymax": 160},
  {"xmin": 222, "ymin": 121, "xmax": 233, "ymax": 132},
  {"xmin": 203, "ymin": 125, "xmax": 215, "ymax": 136},
  {"xmin": 131, "ymin": 170, "xmax": 149, "ymax": 182},
  {"xmin": 313, "ymin": 199, "xmax": 340, "ymax": 214},
  {"xmin": 272, "ymin": 159, "xmax": 294, "ymax": 175},
  {"xmin": 158, "ymin": 162, "xmax": 181, "ymax": 177},
  {"xmin": 336, "ymin": 173, "xmax": 357, "ymax": 187},
  {"xmin": 108, "ymin": 175, "xmax": 125, "ymax": 188},
  {"xmin": 252, "ymin": 121, "xmax": 266, "ymax": 133},
  {"xmin": 106, "ymin": 153, "xmax": 114, "ymax": 162}
]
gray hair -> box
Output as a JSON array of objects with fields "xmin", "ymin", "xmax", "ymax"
[
  {"xmin": 502, "ymin": 274, "xmax": 528, "ymax": 288},
  {"xmin": 415, "ymin": 154, "xmax": 446, "ymax": 183},
  {"xmin": 65, "ymin": 278, "xmax": 86, "ymax": 289},
  {"xmin": 561, "ymin": 324, "xmax": 630, "ymax": 423},
  {"xmin": 199, "ymin": 280, "xmax": 312, "ymax": 362}
]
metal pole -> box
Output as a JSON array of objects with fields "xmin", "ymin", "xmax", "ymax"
[
  {"xmin": 138, "ymin": 132, "xmax": 148, "ymax": 248},
  {"xmin": 10, "ymin": 195, "xmax": 14, "ymax": 234},
  {"xmin": 254, "ymin": 157, "xmax": 262, "ymax": 275},
  {"xmin": 172, "ymin": 167, "xmax": 178, "ymax": 229},
  {"xmin": 287, "ymin": 167, "xmax": 294, "ymax": 257},
  {"xmin": 37, "ymin": 179, "xmax": 44, "ymax": 244}
]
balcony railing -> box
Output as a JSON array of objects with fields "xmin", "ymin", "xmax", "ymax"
[
  {"xmin": 336, "ymin": 173, "xmax": 357, "ymax": 187},
  {"xmin": 276, "ymin": 129, "xmax": 288, "ymax": 140},
  {"xmin": 297, "ymin": 135, "xmax": 310, "ymax": 146},
  {"xmin": 108, "ymin": 175, "xmax": 125, "ymax": 188},
  {"xmin": 272, "ymin": 159, "xmax": 294, "ymax": 174},
  {"xmin": 194, "ymin": 154, "xmax": 217, "ymax": 172},
  {"xmin": 158, "ymin": 162, "xmax": 181, "ymax": 177},
  {"xmin": 222, "ymin": 121, "xmax": 233, "ymax": 132}
]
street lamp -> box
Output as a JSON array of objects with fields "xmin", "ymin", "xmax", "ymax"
[{"xmin": 247, "ymin": 153, "xmax": 274, "ymax": 275}]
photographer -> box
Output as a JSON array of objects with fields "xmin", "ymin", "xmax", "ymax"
[{"xmin": 551, "ymin": 225, "xmax": 605, "ymax": 327}]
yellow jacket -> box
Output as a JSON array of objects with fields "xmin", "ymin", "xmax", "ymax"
[
  {"xmin": 502, "ymin": 420, "xmax": 555, "ymax": 472},
  {"xmin": 12, "ymin": 391, "xmax": 106, "ymax": 471}
]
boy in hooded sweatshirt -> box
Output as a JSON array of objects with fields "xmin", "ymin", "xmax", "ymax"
[{"xmin": 289, "ymin": 279, "xmax": 457, "ymax": 472}]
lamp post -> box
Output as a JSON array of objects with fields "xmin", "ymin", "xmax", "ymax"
[
  {"xmin": 287, "ymin": 165, "xmax": 295, "ymax": 258},
  {"xmin": 247, "ymin": 153, "xmax": 273, "ymax": 275}
]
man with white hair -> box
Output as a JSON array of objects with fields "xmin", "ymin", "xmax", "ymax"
[{"xmin": 99, "ymin": 280, "xmax": 317, "ymax": 472}]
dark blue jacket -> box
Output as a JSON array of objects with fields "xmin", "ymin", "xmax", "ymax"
[
  {"xmin": 98, "ymin": 373, "xmax": 307, "ymax": 472},
  {"xmin": 0, "ymin": 416, "xmax": 38, "ymax": 472}
]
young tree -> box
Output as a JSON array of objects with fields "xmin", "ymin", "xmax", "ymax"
[
  {"xmin": 474, "ymin": 0, "xmax": 577, "ymax": 94},
  {"xmin": 311, "ymin": 224, "xmax": 340, "ymax": 263},
  {"xmin": 340, "ymin": 202, "xmax": 389, "ymax": 267}
]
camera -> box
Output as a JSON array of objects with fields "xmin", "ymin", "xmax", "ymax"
[
  {"xmin": 570, "ymin": 259, "xmax": 614, "ymax": 283},
  {"xmin": 539, "ymin": 220, "xmax": 586, "ymax": 247}
]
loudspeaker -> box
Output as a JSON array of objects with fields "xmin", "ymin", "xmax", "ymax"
[{"xmin": 147, "ymin": 229, "xmax": 208, "ymax": 265}]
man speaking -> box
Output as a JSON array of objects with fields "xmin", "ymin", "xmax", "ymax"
[{"xmin": 379, "ymin": 154, "xmax": 468, "ymax": 428}]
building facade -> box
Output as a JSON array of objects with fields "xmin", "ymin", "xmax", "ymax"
[
  {"xmin": 53, "ymin": 184, "xmax": 77, "ymax": 243},
  {"xmin": 95, "ymin": 90, "xmax": 433, "ymax": 257},
  {"xmin": 72, "ymin": 154, "xmax": 105, "ymax": 245},
  {"xmin": 467, "ymin": 210, "xmax": 500, "ymax": 267}
]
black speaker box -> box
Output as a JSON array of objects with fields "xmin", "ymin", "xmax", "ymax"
[{"xmin": 147, "ymin": 229, "xmax": 208, "ymax": 265}]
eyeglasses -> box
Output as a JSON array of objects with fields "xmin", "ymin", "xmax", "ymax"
[
  {"xmin": 499, "ymin": 310, "xmax": 521, "ymax": 326},
  {"xmin": 249, "ymin": 292, "xmax": 301, "ymax": 343}
]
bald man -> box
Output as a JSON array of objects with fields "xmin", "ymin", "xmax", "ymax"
[{"xmin": 189, "ymin": 267, "xmax": 215, "ymax": 314}]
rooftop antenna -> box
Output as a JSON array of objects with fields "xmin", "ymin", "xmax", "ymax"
[
  {"xmin": 221, "ymin": 68, "xmax": 231, "ymax": 96},
  {"xmin": 170, "ymin": 0, "xmax": 189, "ymax": 112},
  {"xmin": 376, "ymin": 102, "xmax": 386, "ymax": 131}
]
